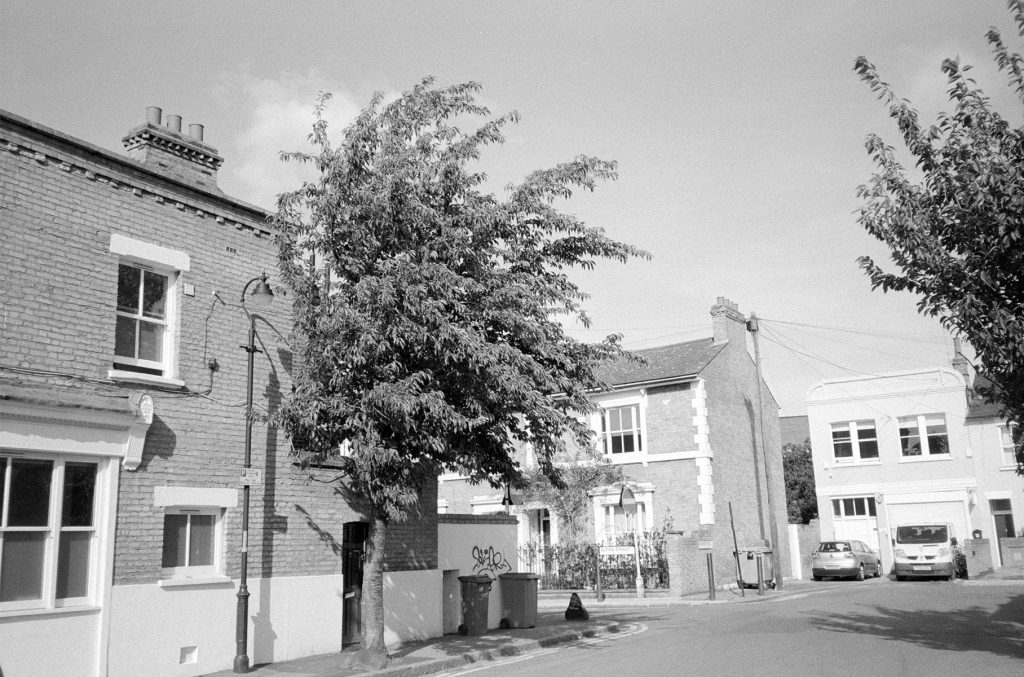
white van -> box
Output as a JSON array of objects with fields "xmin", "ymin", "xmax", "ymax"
[{"xmin": 892, "ymin": 523, "xmax": 956, "ymax": 581}]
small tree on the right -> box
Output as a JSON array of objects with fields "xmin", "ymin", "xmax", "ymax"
[{"xmin": 854, "ymin": 0, "xmax": 1024, "ymax": 473}]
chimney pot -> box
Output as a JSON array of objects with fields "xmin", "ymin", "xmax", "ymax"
[
  {"xmin": 188, "ymin": 123, "xmax": 204, "ymax": 142},
  {"xmin": 146, "ymin": 107, "xmax": 163, "ymax": 126},
  {"xmin": 166, "ymin": 115, "xmax": 182, "ymax": 133}
]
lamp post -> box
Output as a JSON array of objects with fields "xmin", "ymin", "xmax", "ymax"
[{"xmin": 234, "ymin": 273, "xmax": 274, "ymax": 674}]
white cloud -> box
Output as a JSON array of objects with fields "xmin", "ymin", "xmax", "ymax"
[{"xmin": 217, "ymin": 69, "xmax": 363, "ymax": 209}]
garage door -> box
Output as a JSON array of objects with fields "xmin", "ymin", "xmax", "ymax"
[
  {"xmin": 887, "ymin": 501, "xmax": 968, "ymax": 541},
  {"xmin": 834, "ymin": 517, "xmax": 879, "ymax": 551}
]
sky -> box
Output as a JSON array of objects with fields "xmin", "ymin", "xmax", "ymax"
[{"xmin": 2, "ymin": 0, "xmax": 1019, "ymax": 416}]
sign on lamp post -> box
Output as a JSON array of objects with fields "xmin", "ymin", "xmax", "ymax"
[{"xmin": 618, "ymin": 485, "xmax": 645, "ymax": 599}]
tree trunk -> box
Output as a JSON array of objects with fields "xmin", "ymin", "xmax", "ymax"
[{"xmin": 346, "ymin": 514, "xmax": 390, "ymax": 670}]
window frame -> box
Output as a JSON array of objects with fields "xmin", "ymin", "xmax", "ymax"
[
  {"xmin": 898, "ymin": 413, "xmax": 950, "ymax": 459},
  {"xmin": 831, "ymin": 495, "xmax": 877, "ymax": 520},
  {"xmin": 592, "ymin": 395, "xmax": 648, "ymax": 462},
  {"xmin": 160, "ymin": 507, "xmax": 223, "ymax": 580},
  {"xmin": 829, "ymin": 420, "xmax": 879, "ymax": 464},
  {"xmin": 591, "ymin": 484, "xmax": 654, "ymax": 543},
  {"xmin": 108, "ymin": 233, "xmax": 190, "ymax": 387},
  {"xmin": 0, "ymin": 454, "xmax": 101, "ymax": 612},
  {"xmin": 999, "ymin": 423, "xmax": 1020, "ymax": 468},
  {"xmin": 113, "ymin": 262, "xmax": 173, "ymax": 376}
]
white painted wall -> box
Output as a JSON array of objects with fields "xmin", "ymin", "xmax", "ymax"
[
  {"xmin": 0, "ymin": 610, "xmax": 99, "ymax": 677},
  {"xmin": 438, "ymin": 519, "xmax": 519, "ymax": 631},
  {"xmin": 106, "ymin": 574, "xmax": 344, "ymax": 677},
  {"xmin": 383, "ymin": 569, "xmax": 443, "ymax": 645},
  {"xmin": 806, "ymin": 367, "xmax": 979, "ymax": 570}
]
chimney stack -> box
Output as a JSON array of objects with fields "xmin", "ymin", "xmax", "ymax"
[
  {"xmin": 122, "ymin": 107, "xmax": 223, "ymax": 191},
  {"xmin": 951, "ymin": 337, "xmax": 974, "ymax": 398},
  {"xmin": 710, "ymin": 296, "xmax": 747, "ymax": 346}
]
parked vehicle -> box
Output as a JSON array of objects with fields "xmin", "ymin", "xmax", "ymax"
[
  {"xmin": 811, "ymin": 540, "xmax": 882, "ymax": 581},
  {"xmin": 892, "ymin": 524, "xmax": 956, "ymax": 581}
]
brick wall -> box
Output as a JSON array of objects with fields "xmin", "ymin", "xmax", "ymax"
[
  {"xmin": 645, "ymin": 383, "xmax": 698, "ymax": 455},
  {"xmin": 1, "ymin": 111, "xmax": 437, "ymax": 585},
  {"xmin": 701, "ymin": 322, "xmax": 790, "ymax": 581}
]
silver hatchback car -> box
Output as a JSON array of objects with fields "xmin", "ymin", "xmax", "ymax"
[{"xmin": 811, "ymin": 540, "xmax": 882, "ymax": 581}]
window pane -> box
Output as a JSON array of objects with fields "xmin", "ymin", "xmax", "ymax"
[
  {"xmin": 842, "ymin": 498, "xmax": 855, "ymax": 516},
  {"xmin": 162, "ymin": 514, "xmax": 188, "ymax": 568},
  {"xmin": 899, "ymin": 419, "xmax": 921, "ymax": 456},
  {"xmin": 991, "ymin": 499, "xmax": 1012, "ymax": 512},
  {"xmin": 188, "ymin": 515, "xmax": 215, "ymax": 567},
  {"xmin": 0, "ymin": 532, "xmax": 46, "ymax": 601},
  {"xmin": 926, "ymin": 418, "xmax": 949, "ymax": 455},
  {"xmin": 114, "ymin": 316, "xmax": 137, "ymax": 358},
  {"xmin": 832, "ymin": 425, "xmax": 852, "ymax": 459},
  {"xmin": 8, "ymin": 459, "xmax": 52, "ymax": 526},
  {"xmin": 832, "ymin": 499, "xmax": 841, "ymax": 517},
  {"xmin": 138, "ymin": 321, "xmax": 164, "ymax": 362},
  {"xmin": 853, "ymin": 498, "xmax": 865, "ymax": 516},
  {"xmin": 142, "ymin": 271, "xmax": 167, "ymax": 319},
  {"xmin": 62, "ymin": 463, "xmax": 96, "ymax": 527},
  {"xmin": 611, "ymin": 435, "xmax": 623, "ymax": 454},
  {"xmin": 117, "ymin": 265, "xmax": 140, "ymax": 313},
  {"xmin": 621, "ymin": 434, "xmax": 635, "ymax": 453},
  {"xmin": 56, "ymin": 531, "xmax": 91, "ymax": 599},
  {"xmin": 868, "ymin": 497, "xmax": 876, "ymax": 517},
  {"xmin": 609, "ymin": 409, "xmax": 623, "ymax": 432},
  {"xmin": 859, "ymin": 440, "xmax": 879, "ymax": 459}
]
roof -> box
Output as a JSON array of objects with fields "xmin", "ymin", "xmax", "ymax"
[
  {"xmin": 780, "ymin": 415, "xmax": 810, "ymax": 446},
  {"xmin": 0, "ymin": 108, "xmax": 271, "ymax": 219},
  {"xmin": 966, "ymin": 373, "xmax": 1006, "ymax": 420},
  {"xmin": 596, "ymin": 337, "xmax": 725, "ymax": 388}
]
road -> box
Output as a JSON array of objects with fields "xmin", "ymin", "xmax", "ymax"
[{"xmin": 439, "ymin": 579, "xmax": 1024, "ymax": 677}]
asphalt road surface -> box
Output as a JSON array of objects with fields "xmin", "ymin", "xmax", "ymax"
[{"xmin": 438, "ymin": 579, "xmax": 1024, "ymax": 677}]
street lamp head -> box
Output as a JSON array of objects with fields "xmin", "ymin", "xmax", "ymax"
[{"xmin": 248, "ymin": 273, "xmax": 274, "ymax": 308}]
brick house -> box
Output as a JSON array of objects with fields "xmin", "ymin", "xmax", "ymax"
[
  {"xmin": 0, "ymin": 108, "xmax": 438, "ymax": 677},
  {"xmin": 437, "ymin": 298, "xmax": 789, "ymax": 589},
  {"xmin": 807, "ymin": 358, "xmax": 1024, "ymax": 573}
]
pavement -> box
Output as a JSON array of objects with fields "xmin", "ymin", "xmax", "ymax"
[{"xmin": 201, "ymin": 579, "xmax": 821, "ymax": 677}]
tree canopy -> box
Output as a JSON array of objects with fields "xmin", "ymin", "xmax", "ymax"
[
  {"xmin": 781, "ymin": 441, "xmax": 817, "ymax": 525},
  {"xmin": 854, "ymin": 1, "xmax": 1024, "ymax": 472},
  {"xmin": 273, "ymin": 78, "xmax": 647, "ymax": 664}
]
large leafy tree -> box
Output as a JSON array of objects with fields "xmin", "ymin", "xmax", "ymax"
[
  {"xmin": 854, "ymin": 1, "xmax": 1024, "ymax": 472},
  {"xmin": 273, "ymin": 78, "xmax": 647, "ymax": 666},
  {"xmin": 781, "ymin": 441, "xmax": 817, "ymax": 525}
]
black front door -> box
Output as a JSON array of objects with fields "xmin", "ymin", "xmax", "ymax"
[{"xmin": 342, "ymin": 522, "xmax": 369, "ymax": 645}]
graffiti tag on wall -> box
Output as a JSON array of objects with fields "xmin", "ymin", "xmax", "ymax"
[{"xmin": 471, "ymin": 545, "xmax": 513, "ymax": 576}]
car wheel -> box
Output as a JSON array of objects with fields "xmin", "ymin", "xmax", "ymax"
[
  {"xmin": 874, "ymin": 561, "xmax": 881, "ymax": 577},
  {"xmin": 855, "ymin": 564, "xmax": 865, "ymax": 581},
  {"xmin": 896, "ymin": 574, "xmax": 906, "ymax": 582}
]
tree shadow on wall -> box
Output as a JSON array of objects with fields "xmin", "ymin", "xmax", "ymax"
[{"xmin": 806, "ymin": 593, "xmax": 1024, "ymax": 660}]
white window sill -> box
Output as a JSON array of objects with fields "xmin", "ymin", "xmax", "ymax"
[
  {"xmin": 158, "ymin": 575, "xmax": 232, "ymax": 588},
  {"xmin": 605, "ymin": 452, "xmax": 645, "ymax": 465},
  {"xmin": 898, "ymin": 455, "xmax": 952, "ymax": 463},
  {"xmin": 831, "ymin": 460, "xmax": 882, "ymax": 467},
  {"xmin": 109, "ymin": 369, "xmax": 185, "ymax": 389},
  {"xmin": 0, "ymin": 604, "xmax": 100, "ymax": 619}
]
